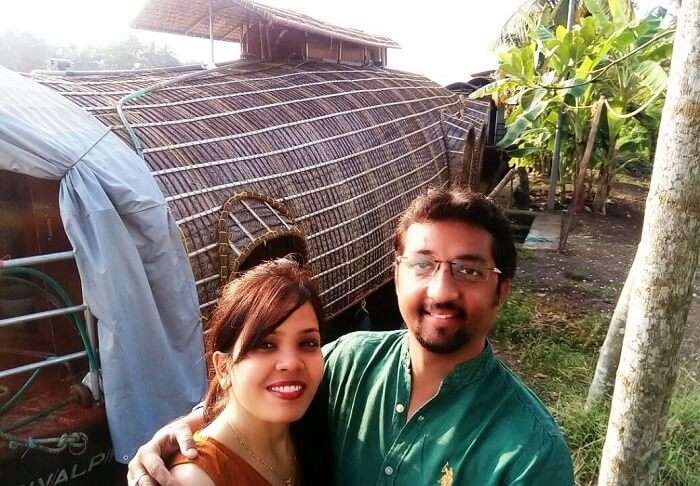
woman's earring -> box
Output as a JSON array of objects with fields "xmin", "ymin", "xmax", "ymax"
[{"xmin": 219, "ymin": 373, "xmax": 230, "ymax": 389}]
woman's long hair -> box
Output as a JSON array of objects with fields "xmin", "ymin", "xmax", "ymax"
[{"xmin": 202, "ymin": 256, "xmax": 333, "ymax": 485}]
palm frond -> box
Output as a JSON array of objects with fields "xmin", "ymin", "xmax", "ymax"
[
  {"xmin": 493, "ymin": 0, "xmax": 598, "ymax": 51},
  {"xmin": 494, "ymin": 0, "xmax": 562, "ymax": 51}
]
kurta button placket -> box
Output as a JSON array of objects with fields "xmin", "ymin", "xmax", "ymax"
[
  {"xmin": 395, "ymin": 403, "xmax": 405, "ymax": 413},
  {"xmin": 384, "ymin": 466, "xmax": 394, "ymax": 476}
]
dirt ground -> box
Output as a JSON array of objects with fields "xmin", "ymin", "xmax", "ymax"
[{"xmin": 514, "ymin": 177, "xmax": 700, "ymax": 377}]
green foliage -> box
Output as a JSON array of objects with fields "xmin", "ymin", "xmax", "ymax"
[
  {"xmin": 68, "ymin": 36, "xmax": 181, "ymax": 70},
  {"xmin": 0, "ymin": 32, "xmax": 180, "ymax": 72},
  {"xmin": 492, "ymin": 289, "xmax": 700, "ymax": 485},
  {"xmin": 660, "ymin": 375, "xmax": 700, "ymax": 486},
  {"xmin": 473, "ymin": 1, "xmax": 674, "ymax": 203},
  {"xmin": 0, "ymin": 31, "xmax": 52, "ymax": 73},
  {"xmin": 557, "ymin": 373, "xmax": 700, "ymax": 486}
]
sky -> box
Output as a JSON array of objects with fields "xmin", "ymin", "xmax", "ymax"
[{"xmin": 0, "ymin": 0, "xmax": 667, "ymax": 85}]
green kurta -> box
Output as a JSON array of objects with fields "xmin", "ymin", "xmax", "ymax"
[{"xmin": 322, "ymin": 330, "xmax": 574, "ymax": 486}]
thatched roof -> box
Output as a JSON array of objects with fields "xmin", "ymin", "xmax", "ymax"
[
  {"xmin": 33, "ymin": 60, "xmax": 489, "ymax": 318},
  {"xmin": 131, "ymin": 0, "xmax": 400, "ymax": 49}
]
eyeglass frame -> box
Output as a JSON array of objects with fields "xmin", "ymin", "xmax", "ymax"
[{"xmin": 395, "ymin": 254, "xmax": 502, "ymax": 283}]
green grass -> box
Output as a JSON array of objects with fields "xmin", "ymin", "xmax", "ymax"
[{"xmin": 491, "ymin": 293, "xmax": 700, "ymax": 485}]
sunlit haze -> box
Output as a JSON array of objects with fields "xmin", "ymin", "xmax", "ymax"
[
  {"xmin": 1, "ymin": 0, "xmax": 669, "ymax": 84},
  {"xmin": 1, "ymin": 0, "xmax": 531, "ymax": 84}
]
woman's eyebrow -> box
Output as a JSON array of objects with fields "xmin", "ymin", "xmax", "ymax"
[
  {"xmin": 299, "ymin": 328, "xmax": 320, "ymax": 335},
  {"xmin": 271, "ymin": 327, "xmax": 320, "ymax": 336}
]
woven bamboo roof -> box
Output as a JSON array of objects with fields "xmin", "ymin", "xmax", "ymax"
[
  {"xmin": 131, "ymin": 0, "xmax": 400, "ymax": 49},
  {"xmin": 33, "ymin": 60, "xmax": 489, "ymax": 319}
]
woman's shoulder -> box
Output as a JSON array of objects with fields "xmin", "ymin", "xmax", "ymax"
[
  {"xmin": 168, "ymin": 433, "xmax": 272, "ymax": 485},
  {"xmin": 167, "ymin": 433, "xmax": 230, "ymax": 485},
  {"xmin": 170, "ymin": 462, "xmax": 216, "ymax": 486}
]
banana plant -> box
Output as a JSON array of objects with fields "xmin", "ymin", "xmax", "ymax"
[{"xmin": 472, "ymin": 0, "xmax": 674, "ymax": 211}]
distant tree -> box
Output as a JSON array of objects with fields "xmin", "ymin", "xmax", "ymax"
[
  {"xmin": 0, "ymin": 33, "xmax": 180, "ymax": 72},
  {"xmin": 0, "ymin": 31, "xmax": 52, "ymax": 72}
]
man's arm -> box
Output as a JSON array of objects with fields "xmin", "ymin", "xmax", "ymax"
[{"xmin": 127, "ymin": 407, "xmax": 205, "ymax": 486}]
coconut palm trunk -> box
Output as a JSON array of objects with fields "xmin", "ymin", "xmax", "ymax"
[{"xmin": 597, "ymin": 1, "xmax": 700, "ymax": 484}]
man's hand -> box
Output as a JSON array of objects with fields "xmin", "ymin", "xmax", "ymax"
[{"xmin": 127, "ymin": 411, "xmax": 203, "ymax": 486}]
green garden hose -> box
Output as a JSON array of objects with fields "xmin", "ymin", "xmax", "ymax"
[
  {"xmin": 0, "ymin": 269, "xmax": 100, "ymax": 453},
  {"xmin": 0, "ymin": 268, "xmax": 98, "ymax": 372},
  {"xmin": 0, "ymin": 369, "xmax": 41, "ymax": 417},
  {"xmin": 0, "ymin": 275, "xmax": 91, "ymax": 417}
]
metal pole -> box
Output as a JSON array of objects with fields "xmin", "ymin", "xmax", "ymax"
[
  {"xmin": 209, "ymin": 0, "xmax": 215, "ymax": 67},
  {"xmin": 547, "ymin": 0, "xmax": 577, "ymax": 210},
  {"xmin": 0, "ymin": 304, "xmax": 87, "ymax": 328},
  {"xmin": 0, "ymin": 351, "xmax": 88, "ymax": 380},
  {"xmin": 0, "ymin": 250, "xmax": 75, "ymax": 269},
  {"xmin": 567, "ymin": 0, "xmax": 577, "ymax": 28}
]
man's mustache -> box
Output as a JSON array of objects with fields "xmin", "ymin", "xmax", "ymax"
[{"xmin": 423, "ymin": 302, "xmax": 466, "ymax": 317}]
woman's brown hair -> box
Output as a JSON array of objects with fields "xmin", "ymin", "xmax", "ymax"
[{"xmin": 202, "ymin": 256, "xmax": 323, "ymax": 423}]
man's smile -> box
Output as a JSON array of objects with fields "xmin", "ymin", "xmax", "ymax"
[{"xmin": 421, "ymin": 304, "xmax": 466, "ymax": 323}]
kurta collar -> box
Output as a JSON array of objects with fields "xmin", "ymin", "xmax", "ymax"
[{"xmin": 400, "ymin": 333, "xmax": 497, "ymax": 392}]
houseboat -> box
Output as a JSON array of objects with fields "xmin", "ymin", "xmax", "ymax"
[{"xmin": 0, "ymin": 1, "xmax": 494, "ymax": 484}]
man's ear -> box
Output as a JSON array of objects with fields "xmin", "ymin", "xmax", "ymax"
[
  {"xmin": 393, "ymin": 255, "xmax": 401, "ymax": 293},
  {"xmin": 496, "ymin": 278, "xmax": 511, "ymax": 307}
]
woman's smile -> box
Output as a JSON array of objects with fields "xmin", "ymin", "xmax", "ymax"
[{"xmin": 266, "ymin": 381, "xmax": 307, "ymax": 400}]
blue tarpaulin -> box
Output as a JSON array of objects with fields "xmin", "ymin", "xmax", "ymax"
[{"xmin": 0, "ymin": 66, "xmax": 206, "ymax": 462}]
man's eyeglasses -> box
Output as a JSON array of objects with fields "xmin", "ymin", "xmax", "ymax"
[{"xmin": 396, "ymin": 254, "xmax": 502, "ymax": 283}]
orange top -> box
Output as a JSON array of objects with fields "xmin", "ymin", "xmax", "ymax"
[{"xmin": 168, "ymin": 432, "xmax": 272, "ymax": 486}]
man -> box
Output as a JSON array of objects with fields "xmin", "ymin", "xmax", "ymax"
[{"xmin": 129, "ymin": 188, "xmax": 574, "ymax": 485}]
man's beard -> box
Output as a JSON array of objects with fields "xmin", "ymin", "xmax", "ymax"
[
  {"xmin": 414, "ymin": 303, "xmax": 471, "ymax": 354},
  {"xmin": 415, "ymin": 325, "xmax": 470, "ymax": 354}
]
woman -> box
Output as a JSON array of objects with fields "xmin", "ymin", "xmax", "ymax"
[{"xmin": 168, "ymin": 257, "xmax": 328, "ymax": 486}]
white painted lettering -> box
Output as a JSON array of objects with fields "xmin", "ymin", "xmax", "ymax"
[
  {"xmin": 20, "ymin": 449, "xmax": 112, "ymax": 486},
  {"xmin": 54, "ymin": 469, "xmax": 69, "ymax": 485},
  {"xmin": 71, "ymin": 462, "xmax": 87, "ymax": 479},
  {"xmin": 37, "ymin": 473, "xmax": 53, "ymax": 486},
  {"xmin": 87, "ymin": 451, "xmax": 106, "ymax": 472}
]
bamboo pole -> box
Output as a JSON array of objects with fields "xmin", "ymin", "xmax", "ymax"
[
  {"xmin": 572, "ymin": 97, "xmax": 605, "ymax": 212},
  {"xmin": 559, "ymin": 96, "xmax": 604, "ymax": 251},
  {"xmin": 488, "ymin": 168, "xmax": 516, "ymax": 199},
  {"xmin": 547, "ymin": 0, "xmax": 577, "ymax": 210}
]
